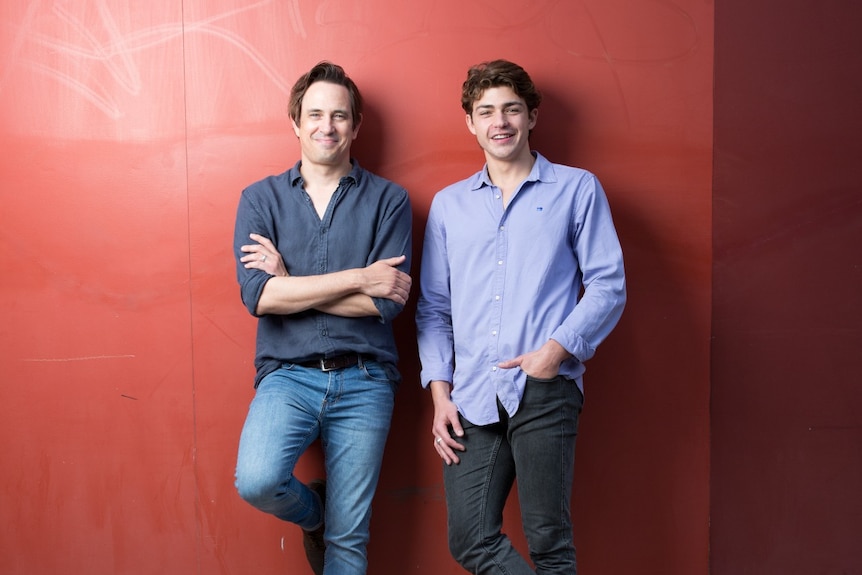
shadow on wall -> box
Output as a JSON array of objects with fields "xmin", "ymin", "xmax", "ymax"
[
  {"xmin": 529, "ymin": 86, "xmax": 580, "ymax": 162},
  {"xmin": 350, "ymin": 100, "xmax": 388, "ymax": 175}
]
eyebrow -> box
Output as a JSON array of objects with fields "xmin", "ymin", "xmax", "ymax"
[
  {"xmin": 475, "ymin": 101, "xmax": 524, "ymax": 111},
  {"xmin": 304, "ymin": 107, "xmax": 350, "ymax": 116}
]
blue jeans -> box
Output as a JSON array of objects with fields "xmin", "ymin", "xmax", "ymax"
[
  {"xmin": 235, "ymin": 359, "xmax": 397, "ymax": 575},
  {"xmin": 443, "ymin": 375, "xmax": 584, "ymax": 575}
]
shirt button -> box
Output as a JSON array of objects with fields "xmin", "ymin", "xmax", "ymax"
[
  {"xmin": 495, "ymin": 295, "xmax": 500, "ymax": 301},
  {"xmin": 491, "ymin": 330, "xmax": 497, "ymax": 336},
  {"xmin": 497, "ymin": 260, "xmax": 503, "ymax": 265},
  {"xmin": 491, "ymin": 366, "xmax": 498, "ymax": 372}
]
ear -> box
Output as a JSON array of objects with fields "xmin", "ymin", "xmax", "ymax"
[
  {"xmin": 465, "ymin": 113, "xmax": 477, "ymax": 135},
  {"xmin": 291, "ymin": 116, "xmax": 301, "ymax": 138},
  {"xmin": 351, "ymin": 113, "xmax": 363, "ymax": 140},
  {"xmin": 528, "ymin": 108, "xmax": 538, "ymax": 130}
]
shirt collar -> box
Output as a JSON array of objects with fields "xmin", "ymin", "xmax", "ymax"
[
  {"xmin": 288, "ymin": 159, "xmax": 361, "ymax": 188},
  {"xmin": 469, "ymin": 151, "xmax": 555, "ymax": 191}
]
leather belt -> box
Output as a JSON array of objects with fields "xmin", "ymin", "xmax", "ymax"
[{"xmin": 298, "ymin": 354, "xmax": 363, "ymax": 372}]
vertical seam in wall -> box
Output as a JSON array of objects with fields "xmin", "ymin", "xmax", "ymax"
[{"xmin": 178, "ymin": 1, "xmax": 202, "ymax": 573}]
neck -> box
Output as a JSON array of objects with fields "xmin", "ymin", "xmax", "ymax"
[
  {"xmin": 486, "ymin": 149, "xmax": 535, "ymax": 189},
  {"xmin": 299, "ymin": 158, "xmax": 352, "ymax": 188}
]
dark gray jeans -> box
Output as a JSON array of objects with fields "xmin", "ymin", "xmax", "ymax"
[{"xmin": 443, "ymin": 375, "xmax": 584, "ymax": 575}]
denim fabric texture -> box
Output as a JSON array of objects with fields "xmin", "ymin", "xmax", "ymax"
[{"xmin": 235, "ymin": 360, "xmax": 396, "ymax": 574}]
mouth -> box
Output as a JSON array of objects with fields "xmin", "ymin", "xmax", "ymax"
[{"xmin": 491, "ymin": 133, "xmax": 514, "ymax": 141}]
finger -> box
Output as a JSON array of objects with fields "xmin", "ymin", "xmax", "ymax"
[
  {"xmin": 379, "ymin": 254, "xmax": 407, "ymax": 267},
  {"xmin": 240, "ymin": 253, "xmax": 262, "ymax": 264},
  {"xmin": 446, "ymin": 437, "xmax": 466, "ymax": 453},
  {"xmin": 441, "ymin": 448, "xmax": 456, "ymax": 466},
  {"xmin": 435, "ymin": 427, "xmax": 466, "ymax": 453},
  {"xmin": 396, "ymin": 272, "xmax": 412, "ymax": 288},
  {"xmin": 249, "ymin": 233, "xmax": 277, "ymax": 251},
  {"xmin": 394, "ymin": 278, "xmax": 412, "ymax": 296},
  {"xmin": 442, "ymin": 444, "xmax": 461, "ymax": 465},
  {"xmin": 389, "ymin": 285, "xmax": 409, "ymax": 304},
  {"xmin": 497, "ymin": 357, "xmax": 522, "ymax": 369},
  {"xmin": 434, "ymin": 436, "xmax": 459, "ymax": 465},
  {"xmin": 451, "ymin": 419, "xmax": 465, "ymax": 440}
]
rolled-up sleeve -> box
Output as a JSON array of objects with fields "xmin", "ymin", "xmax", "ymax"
[
  {"xmin": 233, "ymin": 188, "xmax": 273, "ymax": 317},
  {"xmin": 550, "ymin": 175, "xmax": 626, "ymax": 361},
  {"xmin": 370, "ymin": 188, "xmax": 413, "ymax": 323}
]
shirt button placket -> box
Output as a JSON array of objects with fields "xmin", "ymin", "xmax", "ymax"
[{"xmin": 490, "ymin": 213, "xmax": 507, "ymax": 377}]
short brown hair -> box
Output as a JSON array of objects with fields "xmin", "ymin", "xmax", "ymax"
[
  {"xmin": 461, "ymin": 60, "xmax": 542, "ymax": 115},
  {"xmin": 288, "ymin": 61, "xmax": 363, "ymax": 126}
]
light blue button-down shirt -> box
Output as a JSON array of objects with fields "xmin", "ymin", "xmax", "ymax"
[{"xmin": 416, "ymin": 152, "xmax": 626, "ymax": 425}]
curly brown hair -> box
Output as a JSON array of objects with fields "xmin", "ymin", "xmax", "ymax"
[{"xmin": 461, "ymin": 60, "xmax": 542, "ymax": 115}]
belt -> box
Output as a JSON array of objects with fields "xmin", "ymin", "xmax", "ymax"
[{"xmin": 298, "ymin": 354, "xmax": 363, "ymax": 372}]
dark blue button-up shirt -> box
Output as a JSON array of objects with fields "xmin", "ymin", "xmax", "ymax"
[{"xmin": 234, "ymin": 160, "xmax": 412, "ymax": 386}]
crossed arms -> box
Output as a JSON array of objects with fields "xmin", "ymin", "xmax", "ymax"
[{"xmin": 240, "ymin": 233, "xmax": 411, "ymax": 318}]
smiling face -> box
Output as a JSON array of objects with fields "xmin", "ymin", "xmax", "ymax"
[
  {"xmin": 292, "ymin": 81, "xmax": 361, "ymax": 169},
  {"xmin": 466, "ymin": 85, "xmax": 538, "ymax": 165}
]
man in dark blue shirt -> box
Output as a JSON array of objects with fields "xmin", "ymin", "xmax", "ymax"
[{"xmin": 233, "ymin": 61, "xmax": 412, "ymax": 575}]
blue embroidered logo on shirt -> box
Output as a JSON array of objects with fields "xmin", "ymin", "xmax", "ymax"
[{"xmin": 536, "ymin": 206, "xmax": 543, "ymax": 212}]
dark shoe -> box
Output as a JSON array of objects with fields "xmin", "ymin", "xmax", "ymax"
[{"xmin": 302, "ymin": 479, "xmax": 326, "ymax": 575}]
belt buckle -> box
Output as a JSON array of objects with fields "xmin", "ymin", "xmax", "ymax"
[{"xmin": 319, "ymin": 358, "xmax": 335, "ymax": 372}]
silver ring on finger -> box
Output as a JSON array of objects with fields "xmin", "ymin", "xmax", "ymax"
[
  {"xmin": 261, "ymin": 254, "xmax": 267, "ymax": 263},
  {"xmin": 435, "ymin": 437, "xmax": 442, "ymax": 445}
]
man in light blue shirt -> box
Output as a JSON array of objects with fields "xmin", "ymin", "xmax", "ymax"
[{"xmin": 415, "ymin": 60, "xmax": 626, "ymax": 574}]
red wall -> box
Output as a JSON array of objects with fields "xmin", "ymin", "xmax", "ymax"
[
  {"xmin": 712, "ymin": 1, "xmax": 862, "ymax": 573},
  {"xmin": 0, "ymin": 2, "xmax": 712, "ymax": 574}
]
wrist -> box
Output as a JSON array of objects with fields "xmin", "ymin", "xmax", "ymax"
[
  {"xmin": 543, "ymin": 339, "xmax": 573, "ymax": 363},
  {"xmin": 429, "ymin": 380, "xmax": 452, "ymax": 402}
]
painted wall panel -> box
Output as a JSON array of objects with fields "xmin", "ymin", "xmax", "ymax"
[
  {"xmin": 1, "ymin": 1, "xmax": 713, "ymax": 573},
  {"xmin": 712, "ymin": 1, "xmax": 862, "ymax": 573},
  {"xmin": 0, "ymin": 3, "xmax": 198, "ymax": 574}
]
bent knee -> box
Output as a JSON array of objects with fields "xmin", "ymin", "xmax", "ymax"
[
  {"xmin": 235, "ymin": 471, "xmax": 285, "ymax": 509},
  {"xmin": 448, "ymin": 533, "xmax": 481, "ymax": 569}
]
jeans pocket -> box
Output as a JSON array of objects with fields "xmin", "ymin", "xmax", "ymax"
[{"xmin": 360, "ymin": 360, "xmax": 394, "ymax": 383}]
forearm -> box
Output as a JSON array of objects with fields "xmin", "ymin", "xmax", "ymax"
[
  {"xmin": 316, "ymin": 293, "xmax": 381, "ymax": 318},
  {"xmin": 256, "ymin": 269, "xmax": 363, "ymax": 315}
]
